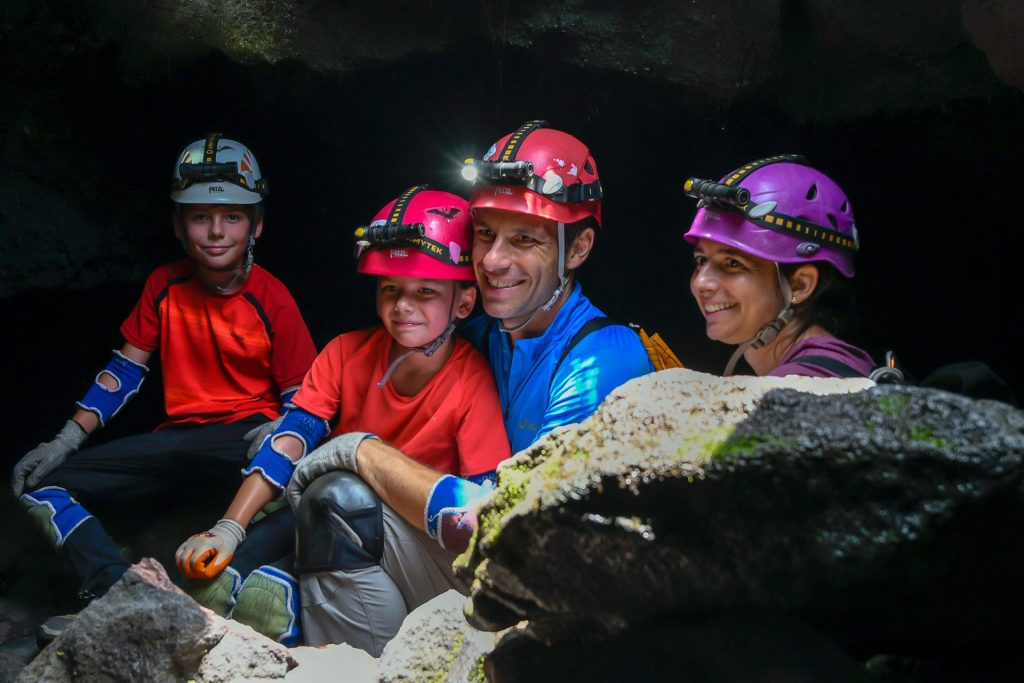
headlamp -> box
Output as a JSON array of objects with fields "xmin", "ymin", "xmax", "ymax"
[
  {"xmin": 683, "ymin": 177, "xmax": 750, "ymax": 209},
  {"xmin": 172, "ymin": 161, "xmax": 269, "ymax": 196},
  {"xmin": 462, "ymin": 158, "xmax": 535, "ymax": 184}
]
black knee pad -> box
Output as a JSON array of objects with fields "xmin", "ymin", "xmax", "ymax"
[{"xmin": 295, "ymin": 471, "xmax": 384, "ymax": 574}]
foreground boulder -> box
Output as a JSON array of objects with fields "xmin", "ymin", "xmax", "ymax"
[
  {"xmin": 18, "ymin": 558, "xmax": 294, "ymax": 683},
  {"xmin": 457, "ymin": 369, "xmax": 1024, "ymax": 656}
]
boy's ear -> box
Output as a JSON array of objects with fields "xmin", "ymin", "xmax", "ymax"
[{"xmin": 454, "ymin": 283, "xmax": 477, "ymax": 319}]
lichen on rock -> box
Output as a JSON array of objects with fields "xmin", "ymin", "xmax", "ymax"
[{"xmin": 457, "ymin": 368, "xmax": 1024, "ymax": 649}]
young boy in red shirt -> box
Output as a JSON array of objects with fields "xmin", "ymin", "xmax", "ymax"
[
  {"xmin": 11, "ymin": 134, "xmax": 317, "ymax": 630},
  {"xmin": 177, "ymin": 186, "xmax": 510, "ymax": 650}
]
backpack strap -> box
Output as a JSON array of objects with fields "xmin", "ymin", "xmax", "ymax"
[
  {"xmin": 549, "ymin": 317, "xmax": 627, "ymax": 394},
  {"xmin": 788, "ymin": 354, "xmax": 865, "ymax": 379}
]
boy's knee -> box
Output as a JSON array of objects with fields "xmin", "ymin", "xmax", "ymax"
[
  {"xmin": 19, "ymin": 486, "xmax": 93, "ymax": 549},
  {"xmin": 183, "ymin": 566, "xmax": 242, "ymax": 617},
  {"xmin": 233, "ymin": 565, "xmax": 300, "ymax": 646}
]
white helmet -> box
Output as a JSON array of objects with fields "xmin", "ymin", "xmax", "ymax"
[{"xmin": 170, "ymin": 133, "xmax": 268, "ymax": 205}]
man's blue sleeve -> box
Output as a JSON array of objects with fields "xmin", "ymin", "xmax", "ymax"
[{"xmin": 539, "ymin": 325, "xmax": 653, "ymax": 440}]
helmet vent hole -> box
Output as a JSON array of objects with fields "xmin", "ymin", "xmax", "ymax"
[
  {"xmin": 805, "ymin": 184, "xmax": 818, "ymax": 200},
  {"xmin": 827, "ymin": 213, "xmax": 838, "ymax": 229},
  {"xmin": 841, "ymin": 200, "xmax": 849, "ymax": 213},
  {"xmin": 583, "ymin": 159, "xmax": 594, "ymax": 174}
]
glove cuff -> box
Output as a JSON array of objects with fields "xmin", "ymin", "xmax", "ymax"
[
  {"xmin": 58, "ymin": 420, "xmax": 89, "ymax": 450},
  {"xmin": 213, "ymin": 518, "xmax": 247, "ymax": 544}
]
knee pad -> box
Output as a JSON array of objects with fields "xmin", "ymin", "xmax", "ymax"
[
  {"xmin": 234, "ymin": 565, "xmax": 301, "ymax": 646},
  {"xmin": 20, "ymin": 486, "xmax": 93, "ymax": 549},
  {"xmin": 183, "ymin": 566, "xmax": 242, "ymax": 617},
  {"xmin": 295, "ymin": 471, "xmax": 384, "ymax": 574}
]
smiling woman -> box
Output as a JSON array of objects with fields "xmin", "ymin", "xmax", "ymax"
[{"xmin": 683, "ymin": 155, "xmax": 875, "ymax": 379}]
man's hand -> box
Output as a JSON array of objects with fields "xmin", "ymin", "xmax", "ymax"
[
  {"xmin": 175, "ymin": 518, "xmax": 246, "ymax": 580},
  {"xmin": 243, "ymin": 417, "xmax": 284, "ymax": 461},
  {"xmin": 285, "ymin": 432, "xmax": 377, "ymax": 510},
  {"xmin": 438, "ymin": 506, "xmax": 480, "ymax": 554},
  {"xmin": 11, "ymin": 421, "xmax": 87, "ymax": 497}
]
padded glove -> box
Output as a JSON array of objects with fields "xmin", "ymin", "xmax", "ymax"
[
  {"xmin": 286, "ymin": 432, "xmax": 377, "ymax": 511},
  {"xmin": 11, "ymin": 420, "xmax": 87, "ymax": 497},
  {"xmin": 243, "ymin": 417, "xmax": 284, "ymax": 461},
  {"xmin": 176, "ymin": 518, "xmax": 246, "ymax": 580}
]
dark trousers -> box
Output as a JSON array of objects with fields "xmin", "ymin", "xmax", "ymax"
[{"xmin": 39, "ymin": 417, "xmax": 263, "ymax": 596}]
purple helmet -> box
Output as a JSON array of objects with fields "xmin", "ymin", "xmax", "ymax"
[{"xmin": 683, "ymin": 155, "xmax": 859, "ymax": 277}]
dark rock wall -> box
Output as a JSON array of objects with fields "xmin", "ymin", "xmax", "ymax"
[{"xmin": 1, "ymin": 0, "xmax": 1022, "ymax": 464}]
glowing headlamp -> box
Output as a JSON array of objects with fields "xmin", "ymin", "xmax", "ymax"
[{"xmin": 462, "ymin": 158, "xmax": 535, "ymax": 184}]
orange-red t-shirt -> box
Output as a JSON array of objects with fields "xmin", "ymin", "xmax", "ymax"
[
  {"xmin": 120, "ymin": 260, "xmax": 317, "ymax": 427},
  {"xmin": 292, "ymin": 327, "xmax": 511, "ymax": 477}
]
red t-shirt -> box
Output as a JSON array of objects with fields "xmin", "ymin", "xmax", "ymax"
[
  {"xmin": 120, "ymin": 260, "xmax": 317, "ymax": 427},
  {"xmin": 292, "ymin": 327, "xmax": 511, "ymax": 477}
]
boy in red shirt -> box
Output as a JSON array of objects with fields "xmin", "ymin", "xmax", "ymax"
[
  {"xmin": 11, "ymin": 134, "xmax": 317, "ymax": 621},
  {"xmin": 177, "ymin": 186, "xmax": 510, "ymax": 651}
]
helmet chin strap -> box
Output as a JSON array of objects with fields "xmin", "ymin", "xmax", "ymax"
[
  {"xmin": 724, "ymin": 264, "xmax": 794, "ymax": 376},
  {"xmin": 377, "ymin": 288, "xmax": 460, "ymax": 389},
  {"xmin": 500, "ymin": 221, "xmax": 569, "ymax": 335},
  {"xmin": 215, "ymin": 232, "xmax": 256, "ymax": 293}
]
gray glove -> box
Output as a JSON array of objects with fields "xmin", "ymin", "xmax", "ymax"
[
  {"xmin": 286, "ymin": 432, "xmax": 376, "ymax": 510},
  {"xmin": 243, "ymin": 417, "xmax": 284, "ymax": 461},
  {"xmin": 11, "ymin": 420, "xmax": 88, "ymax": 497}
]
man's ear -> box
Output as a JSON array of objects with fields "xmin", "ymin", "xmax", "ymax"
[
  {"xmin": 788, "ymin": 264, "xmax": 820, "ymax": 305},
  {"xmin": 566, "ymin": 227, "xmax": 595, "ymax": 270},
  {"xmin": 454, "ymin": 283, "xmax": 478, "ymax": 319}
]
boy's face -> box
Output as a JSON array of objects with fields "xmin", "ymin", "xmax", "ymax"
[
  {"xmin": 174, "ymin": 204, "xmax": 262, "ymax": 273},
  {"xmin": 376, "ymin": 276, "xmax": 476, "ymax": 350}
]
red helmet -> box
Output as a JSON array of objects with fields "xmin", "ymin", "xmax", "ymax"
[
  {"xmin": 356, "ymin": 186, "xmax": 473, "ymax": 280},
  {"xmin": 466, "ymin": 121, "xmax": 603, "ymax": 226}
]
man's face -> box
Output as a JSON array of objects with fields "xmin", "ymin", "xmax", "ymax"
[{"xmin": 471, "ymin": 208, "xmax": 561, "ymax": 331}]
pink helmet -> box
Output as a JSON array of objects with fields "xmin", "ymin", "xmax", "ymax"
[
  {"xmin": 466, "ymin": 120, "xmax": 603, "ymax": 226},
  {"xmin": 683, "ymin": 155, "xmax": 859, "ymax": 277},
  {"xmin": 356, "ymin": 186, "xmax": 473, "ymax": 280}
]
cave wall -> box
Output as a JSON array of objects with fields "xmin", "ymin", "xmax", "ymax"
[{"xmin": 1, "ymin": 0, "xmax": 1022, "ymax": 463}]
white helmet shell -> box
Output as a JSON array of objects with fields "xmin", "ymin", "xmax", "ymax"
[{"xmin": 171, "ymin": 134, "xmax": 267, "ymax": 205}]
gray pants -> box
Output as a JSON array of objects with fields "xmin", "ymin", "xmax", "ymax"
[{"xmin": 299, "ymin": 505, "xmax": 466, "ymax": 656}]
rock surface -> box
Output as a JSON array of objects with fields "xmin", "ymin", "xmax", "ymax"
[
  {"xmin": 16, "ymin": 558, "xmax": 295, "ymax": 683},
  {"xmin": 379, "ymin": 589, "xmax": 497, "ymax": 683},
  {"xmin": 457, "ymin": 369, "xmax": 1024, "ymax": 651}
]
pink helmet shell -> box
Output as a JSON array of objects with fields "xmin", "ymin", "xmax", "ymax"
[
  {"xmin": 684, "ymin": 159, "xmax": 858, "ymax": 277},
  {"xmin": 358, "ymin": 189, "xmax": 474, "ymax": 281},
  {"xmin": 469, "ymin": 124, "xmax": 603, "ymax": 226}
]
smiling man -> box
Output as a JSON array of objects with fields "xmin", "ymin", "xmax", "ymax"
[{"xmin": 463, "ymin": 120, "xmax": 654, "ymax": 453}]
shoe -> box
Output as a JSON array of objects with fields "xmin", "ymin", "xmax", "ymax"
[{"xmin": 37, "ymin": 613, "xmax": 76, "ymax": 649}]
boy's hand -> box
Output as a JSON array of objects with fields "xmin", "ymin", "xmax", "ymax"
[
  {"xmin": 11, "ymin": 421, "xmax": 88, "ymax": 497},
  {"xmin": 243, "ymin": 417, "xmax": 284, "ymax": 461},
  {"xmin": 175, "ymin": 518, "xmax": 246, "ymax": 580},
  {"xmin": 286, "ymin": 432, "xmax": 377, "ymax": 510}
]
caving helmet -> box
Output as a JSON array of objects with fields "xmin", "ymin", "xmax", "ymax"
[
  {"xmin": 355, "ymin": 186, "xmax": 474, "ymax": 387},
  {"xmin": 171, "ymin": 133, "xmax": 268, "ymax": 205},
  {"xmin": 465, "ymin": 120, "xmax": 603, "ymax": 227},
  {"xmin": 355, "ymin": 186, "xmax": 473, "ymax": 281},
  {"xmin": 683, "ymin": 154, "xmax": 858, "ymax": 277}
]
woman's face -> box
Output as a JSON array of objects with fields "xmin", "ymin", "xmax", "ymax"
[{"xmin": 690, "ymin": 238, "xmax": 785, "ymax": 345}]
